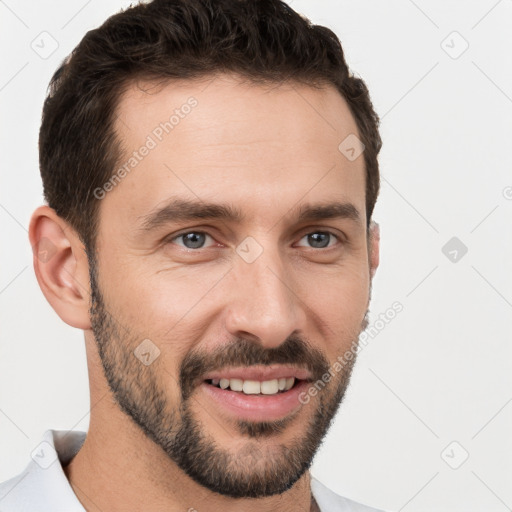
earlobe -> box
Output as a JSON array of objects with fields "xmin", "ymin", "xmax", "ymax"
[
  {"xmin": 29, "ymin": 206, "xmax": 92, "ymax": 330},
  {"xmin": 369, "ymin": 220, "xmax": 380, "ymax": 279}
]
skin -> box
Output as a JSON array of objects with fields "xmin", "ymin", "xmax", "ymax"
[{"xmin": 29, "ymin": 73, "xmax": 380, "ymax": 512}]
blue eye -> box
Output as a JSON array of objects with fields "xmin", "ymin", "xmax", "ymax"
[
  {"xmin": 169, "ymin": 230, "xmax": 341, "ymax": 251},
  {"xmin": 172, "ymin": 231, "xmax": 214, "ymax": 249},
  {"xmin": 296, "ymin": 231, "xmax": 339, "ymax": 249}
]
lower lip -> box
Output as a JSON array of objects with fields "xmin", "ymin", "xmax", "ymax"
[{"xmin": 199, "ymin": 380, "xmax": 310, "ymax": 422}]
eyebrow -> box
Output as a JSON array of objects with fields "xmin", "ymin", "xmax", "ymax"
[{"xmin": 137, "ymin": 197, "xmax": 362, "ymax": 232}]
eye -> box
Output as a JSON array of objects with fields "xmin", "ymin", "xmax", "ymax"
[
  {"xmin": 170, "ymin": 231, "xmax": 216, "ymax": 250},
  {"xmin": 167, "ymin": 229, "xmax": 342, "ymax": 251},
  {"xmin": 296, "ymin": 231, "xmax": 341, "ymax": 249}
]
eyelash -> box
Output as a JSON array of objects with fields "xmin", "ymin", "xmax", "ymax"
[{"xmin": 168, "ymin": 229, "xmax": 344, "ymax": 250}]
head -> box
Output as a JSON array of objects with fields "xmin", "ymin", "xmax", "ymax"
[{"xmin": 30, "ymin": 0, "xmax": 381, "ymax": 500}]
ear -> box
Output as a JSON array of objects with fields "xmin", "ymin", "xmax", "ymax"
[
  {"xmin": 368, "ymin": 220, "xmax": 380, "ymax": 279},
  {"xmin": 28, "ymin": 205, "xmax": 92, "ymax": 330}
]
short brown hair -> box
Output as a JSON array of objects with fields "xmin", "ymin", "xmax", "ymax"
[{"xmin": 39, "ymin": 0, "xmax": 381, "ymax": 252}]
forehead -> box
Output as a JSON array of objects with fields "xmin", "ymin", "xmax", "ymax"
[
  {"xmin": 102, "ymin": 74, "xmax": 366, "ymax": 233},
  {"xmin": 115, "ymin": 74, "xmax": 360, "ymax": 151}
]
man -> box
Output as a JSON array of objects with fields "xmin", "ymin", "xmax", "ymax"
[{"xmin": 0, "ymin": 0, "xmax": 384, "ymax": 510}]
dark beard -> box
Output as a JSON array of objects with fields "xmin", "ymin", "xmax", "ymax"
[{"xmin": 87, "ymin": 250, "xmax": 363, "ymax": 498}]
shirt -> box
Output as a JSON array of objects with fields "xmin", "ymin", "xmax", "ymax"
[{"xmin": 0, "ymin": 429, "xmax": 385, "ymax": 511}]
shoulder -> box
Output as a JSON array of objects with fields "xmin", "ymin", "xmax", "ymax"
[{"xmin": 311, "ymin": 477, "xmax": 388, "ymax": 512}]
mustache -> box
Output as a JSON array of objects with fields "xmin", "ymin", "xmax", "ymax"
[{"xmin": 179, "ymin": 335, "xmax": 330, "ymax": 401}]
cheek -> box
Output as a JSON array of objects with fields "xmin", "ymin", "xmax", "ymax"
[
  {"xmin": 102, "ymin": 259, "xmax": 227, "ymax": 347},
  {"xmin": 302, "ymin": 263, "xmax": 370, "ymax": 345},
  {"xmin": 94, "ymin": 250, "xmax": 227, "ymax": 395}
]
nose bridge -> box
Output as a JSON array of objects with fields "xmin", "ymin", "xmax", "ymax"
[{"xmin": 225, "ymin": 239, "xmax": 303, "ymax": 347}]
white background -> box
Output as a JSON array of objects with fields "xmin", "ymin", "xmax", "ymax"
[{"xmin": 1, "ymin": 1, "xmax": 511, "ymax": 511}]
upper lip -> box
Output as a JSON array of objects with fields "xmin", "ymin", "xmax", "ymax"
[{"xmin": 202, "ymin": 365, "xmax": 312, "ymax": 382}]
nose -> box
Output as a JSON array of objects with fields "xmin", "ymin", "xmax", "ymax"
[{"xmin": 223, "ymin": 243, "xmax": 307, "ymax": 349}]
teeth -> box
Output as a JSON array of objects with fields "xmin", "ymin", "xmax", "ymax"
[
  {"xmin": 208, "ymin": 377, "xmax": 296, "ymax": 394},
  {"xmin": 242, "ymin": 380, "xmax": 261, "ymax": 394},
  {"xmin": 229, "ymin": 378, "xmax": 243, "ymax": 392},
  {"xmin": 260, "ymin": 379, "xmax": 279, "ymax": 395}
]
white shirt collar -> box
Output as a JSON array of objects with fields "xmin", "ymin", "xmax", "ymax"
[{"xmin": 0, "ymin": 429, "xmax": 86, "ymax": 511}]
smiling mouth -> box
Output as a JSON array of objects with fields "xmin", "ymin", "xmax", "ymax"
[
  {"xmin": 205, "ymin": 377, "xmax": 301, "ymax": 395},
  {"xmin": 199, "ymin": 373, "xmax": 311, "ymax": 422}
]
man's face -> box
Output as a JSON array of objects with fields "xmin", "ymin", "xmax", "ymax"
[{"xmin": 88, "ymin": 74, "xmax": 373, "ymax": 498}]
